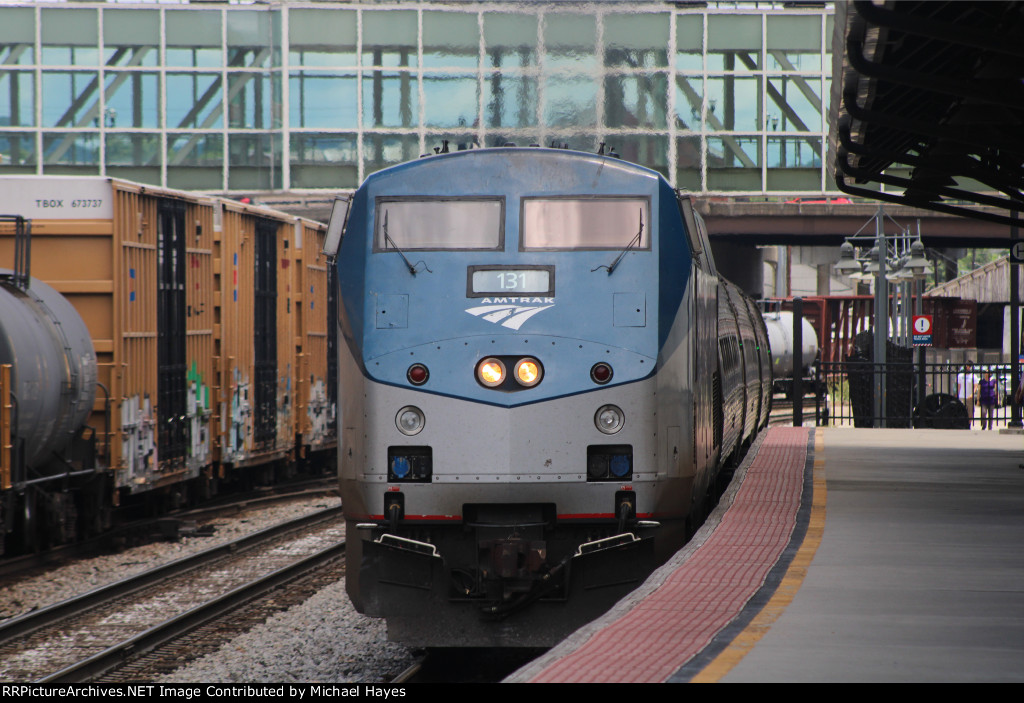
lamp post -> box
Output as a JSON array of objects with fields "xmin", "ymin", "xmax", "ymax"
[{"xmin": 834, "ymin": 206, "xmax": 933, "ymax": 428}]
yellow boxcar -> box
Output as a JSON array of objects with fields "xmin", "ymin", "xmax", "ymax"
[
  {"xmin": 215, "ymin": 200, "xmax": 300, "ymax": 471},
  {"xmin": 291, "ymin": 217, "xmax": 337, "ymax": 460},
  {"xmin": 0, "ymin": 177, "xmax": 217, "ymax": 494}
]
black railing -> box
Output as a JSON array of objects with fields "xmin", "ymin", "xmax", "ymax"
[{"xmin": 814, "ymin": 361, "xmax": 1018, "ymax": 430}]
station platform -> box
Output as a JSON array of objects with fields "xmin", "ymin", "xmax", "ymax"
[{"xmin": 508, "ymin": 426, "xmax": 1024, "ymax": 682}]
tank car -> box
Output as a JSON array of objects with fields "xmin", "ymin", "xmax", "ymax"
[
  {"xmin": 329, "ymin": 146, "xmax": 770, "ymax": 647},
  {"xmin": 0, "ymin": 216, "xmax": 99, "ymax": 551},
  {"xmin": 762, "ymin": 310, "xmax": 819, "ymax": 398}
]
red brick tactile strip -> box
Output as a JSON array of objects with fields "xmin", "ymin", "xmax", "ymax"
[{"xmin": 509, "ymin": 427, "xmax": 811, "ymax": 684}]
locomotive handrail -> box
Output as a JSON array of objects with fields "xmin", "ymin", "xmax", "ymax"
[
  {"xmin": 574, "ymin": 532, "xmax": 640, "ymax": 557},
  {"xmin": 375, "ymin": 532, "xmax": 440, "ymax": 558}
]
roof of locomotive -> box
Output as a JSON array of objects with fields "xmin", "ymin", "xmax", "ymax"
[{"xmin": 356, "ymin": 145, "xmax": 668, "ymax": 193}]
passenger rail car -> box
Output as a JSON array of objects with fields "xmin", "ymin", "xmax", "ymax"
[
  {"xmin": 330, "ymin": 147, "xmax": 772, "ymax": 647},
  {"xmin": 0, "ymin": 177, "xmax": 336, "ymax": 554}
]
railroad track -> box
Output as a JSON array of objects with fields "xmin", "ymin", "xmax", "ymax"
[
  {"xmin": 0, "ymin": 507, "xmax": 345, "ymax": 682},
  {"xmin": 0, "ymin": 477, "xmax": 339, "ymax": 582}
]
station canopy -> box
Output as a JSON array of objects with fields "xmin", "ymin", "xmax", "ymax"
[{"xmin": 830, "ymin": 1, "xmax": 1024, "ymax": 227}]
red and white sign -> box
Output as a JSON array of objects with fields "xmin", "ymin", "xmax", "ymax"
[{"xmin": 913, "ymin": 314, "xmax": 933, "ymax": 347}]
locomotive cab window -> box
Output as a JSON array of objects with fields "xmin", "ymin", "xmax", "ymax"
[
  {"xmin": 374, "ymin": 197, "xmax": 504, "ymax": 251},
  {"xmin": 520, "ymin": 197, "xmax": 650, "ymax": 250}
]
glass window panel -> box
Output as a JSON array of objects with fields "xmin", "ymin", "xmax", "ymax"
[
  {"xmin": 106, "ymin": 133, "xmax": 160, "ymax": 165},
  {"xmin": 227, "ymin": 10, "xmax": 276, "ymax": 69},
  {"xmin": 609, "ymin": 135, "xmax": 669, "ymax": 180},
  {"xmin": 486, "ymin": 73, "xmax": 538, "ymax": 128},
  {"xmin": 363, "ymin": 11, "xmax": 418, "ymax": 68},
  {"xmin": 42, "ymin": 72, "xmax": 100, "ymax": 129},
  {"xmin": 0, "ymin": 71, "xmax": 34, "ymax": 127},
  {"xmin": 484, "ymin": 133, "xmax": 542, "ymax": 149},
  {"xmin": 289, "ymin": 9, "xmax": 357, "ymax": 67},
  {"xmin": 228, "ymin": 133, "xmax": 281, "ymax": 190},
  {"xmin": 522, "ymin": 198, "xmax": 649, "ymax": 250},
  {"xmin": 290, "ymin": 132, "xmax": 358, "ymax": 188},
  {"xmin": 0, "ymin": 43, "xmax": 33, "ymax": 66},
  {"xmin": 766, "ymin": 167, "xmax": 821, "ymax": 192},
  {"xmin": 104, "ymin": 72, "xmax": 159, "ymax": 129},
  {"xmin": 424, "ymin": 74, "xmax": 479, "ymax": 129},
  {"xmin": 0, "ymin": 132, "xmax": 37, "ymax": 173},
  {"xmin": 0, "ymin": 8, "xmax": 33, "ymax": 42},
  {"xmin": 104, "ymin": 9, "xmax": 158, "ymax": 67},
  {"xmin": 289, "ymin": 73, "xmax": 358, "ymax": 129},
  {"xmin": 228, "ymin": 72, "xmax": 275, "ymax": 129},
  {"xmin": 362, "ymin": 72, "xmax": 416, "ymax": 128},
  {"xmin": 605, "ymin": 73, "xmax": 667, "ymax": 129},
  {"xmin": 363, "ymin": 133, "xmax": 419, "ymax": 176},
  {"xmin": 767, "ymin": 14, "xmax": 822, "ymax": 73},
  {"xmin": 43, "ymin": 132, "xmax": 100, "ymax": 173},
  {"xmin": 166, "ymin": 11, "xmax": 222, "ymax": 68},
  {"xmin": 375, "ymin": 199, "xmax": 503, "ymax": 251},
  {"xmin": 708, "ymin": 15, "xmax": 761, "ymax": 72},
  {"xmin": 767, "ymin": 136, "xmax": 822, "ymax": 169},
  {"xmin": 675, "ymin": 75, "xmax": 703, "ymax": 131},
  {"xmin": 42, "ymin": 8, "xmax": 98, "ymax": 65},
  {"xmin": 675, "ymin": 14, "xmax": 703, "ymax": 72},
  {"xmin": 168, "ymin": 133, "xmax": 223, "ymax": 190},
  {"xmin": 545, "ymin": 14, "xmax": 597, "ymax": 71},
  {"xmin": 484, "ymin": 13, "xmax": 538, "ymax": 70},
  {"xmin": 604, "ymin": 13, "xmax": 669, "ymax": 69},
  {"xmin": 766, "ymin": 76, "xmax": 822, "ymax": 132},
  {"xmin": 707, "ymin": 136, "xmax": 761, "ymax": 191},
  {"xmin": 707, "ymin": 76, "xmax": 761, "ymax": 132},
  {"xmin": 1, "ymin": 9, "xmax": 34, "ymax": 65},
  {"xmin": 767, "ymin": 49, "xmax": 822, "ymax": 73},
  {"xmin": 424, "ymin": 11, "xmax": 479, "ymax": 69},
  {"xmin": 676, "ymin": 135, "xmax": 703, "ymax": 191},
  {"xmin": 767, "ymin": 15, "xmax": 821, "ymax": 73},
  {"xmin": 105, "ymin": 133, "xmax": 161, "ymax": 185},
  {"xmin": 167, "ymin": 73, "xmax": 223, "ymax": 129},
  {"xmin": 543, "ymin": 73, "xmax": 597, "ymax": 128}
]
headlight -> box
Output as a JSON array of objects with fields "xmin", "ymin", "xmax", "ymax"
[
  {"xmin": 477, "ymin": 358, "xmax": 506, "ymax": 387},
  {"xmin": 396, "ymin": 406, "xmax": 425, "ymax": 435},
  {"xmin": 514, "ymin": 358, "xmax": 543, "ymax": 387},
  {"xmin": 595, "ymin": 404, "xmax": 625, "ymax": 434}
]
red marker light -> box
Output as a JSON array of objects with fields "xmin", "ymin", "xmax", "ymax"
[
  {"xmin": 591, "ymin": 363, "xmax": 613, "ymax": 384},
  {"xmin": 407, "ymin": 363, "xmax": 429, "ymax": 385}
]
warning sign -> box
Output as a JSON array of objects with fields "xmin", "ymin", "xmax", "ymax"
[{"xmin": 913, "ymin": 314, "xmax": 933, "ymax": 347}]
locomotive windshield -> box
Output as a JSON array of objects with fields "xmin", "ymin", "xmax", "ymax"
[
  {"xmin": 374, "ymin": 198, "xmax": 503, "ymax": 250},
  {"xmin": 521, "ymin": 197, "xmax": 650, "ymax": 250}
]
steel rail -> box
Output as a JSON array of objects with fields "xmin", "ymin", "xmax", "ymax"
[
  {"xmin": 39, "ymin": 539, "xmax": 346, "ymax": 683},
  {"xmin": 0, "ymin": 505, "xmax": 342, "ymax": 645}
]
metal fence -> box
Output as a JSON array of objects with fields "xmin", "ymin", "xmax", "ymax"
[{"xmin": 814, "ymin": 361, "xmax": 1018, "ymax": 429}]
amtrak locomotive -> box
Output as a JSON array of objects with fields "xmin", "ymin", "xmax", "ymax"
[{"xmin": 329, "ymin": 146, "xmax": 771, "ymax": 647}]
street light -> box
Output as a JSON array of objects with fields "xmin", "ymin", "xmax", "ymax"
[{"xmin": 832, "ymin": 206, "xmax": 931, "ymax": 426}]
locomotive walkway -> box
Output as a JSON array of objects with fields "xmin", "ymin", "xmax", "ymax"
[{"xmin": 508, "ymin": 426, "xmax": 1024, "ymax": 682}]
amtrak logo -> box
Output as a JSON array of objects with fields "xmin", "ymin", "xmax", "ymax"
[{"xmin": 465, "ymin": 297, "xmax": 555, "ymax": 330}]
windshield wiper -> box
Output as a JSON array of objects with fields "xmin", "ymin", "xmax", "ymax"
[
  {"xmin": 383, "ymin": 210, "xmax": 431, "ymax": 275},
  {"xmin": 592, "ymin": 208, "xmax": 644, "ymax": 275}
]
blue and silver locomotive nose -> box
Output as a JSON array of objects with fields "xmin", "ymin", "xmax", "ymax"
[{"xmin": 332, "ymin": 147, "xmax": 768, "ymax": 647}]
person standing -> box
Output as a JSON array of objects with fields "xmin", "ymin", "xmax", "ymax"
[
  {"xmin": 956, "ymin": 360, "xmax": 979, "ymax": 427},
  {"xmin": 978, "ymin": 368, "xmax": 998, "ymax": 430}
]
